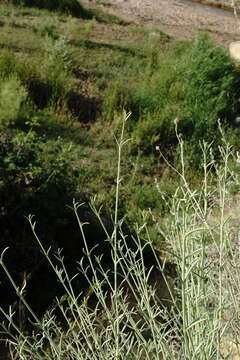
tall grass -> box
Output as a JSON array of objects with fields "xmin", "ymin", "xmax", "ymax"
[{"xmin": 0, "ymin": 114, "xmax": 239, "ymax": 359}]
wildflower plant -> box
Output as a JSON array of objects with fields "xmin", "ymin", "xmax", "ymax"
[{"xmin": 0, "ymin": 113, "xmax": 240, "ymax": 359}]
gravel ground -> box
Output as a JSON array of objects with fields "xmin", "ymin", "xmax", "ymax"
[
  {"xmin": 197, "ymin": 0, "xmax": 238, "ymax": 9},
  {"xmin": 83, "ymin": 0, "xmax": 240, "ymax": 45}
]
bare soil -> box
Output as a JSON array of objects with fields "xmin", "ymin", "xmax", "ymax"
[{"xmin": 83, "ymin": 0, "xmax": 240, "ymax": 46}]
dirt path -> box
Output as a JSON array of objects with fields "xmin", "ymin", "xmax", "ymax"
[{"xmin": 83, "ymin": 0, "xmax": 240, "ymax": 45}]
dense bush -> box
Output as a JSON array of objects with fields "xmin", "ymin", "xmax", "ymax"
[
  {"xmin": 178, "ymin": 35, "xmax": 240, "ymax": 163},
  {"xmin": 0, "ymin": 127, "xmax": 81, "ymax": 313},
  {"xmin": 103, "ymin": 35, "xmax": 240, "ymax": 167}
]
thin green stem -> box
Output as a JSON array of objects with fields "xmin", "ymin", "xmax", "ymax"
[{"xmin": 113, "ymin": 111, "xmax": 130, "ymax": 360}]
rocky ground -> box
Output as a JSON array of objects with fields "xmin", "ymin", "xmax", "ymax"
[{"xmin": 84, "ymin": 0, "xmax": 240, "ymax": 46}]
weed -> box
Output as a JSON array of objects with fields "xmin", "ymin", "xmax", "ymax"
[
  {"xmin": 31, "ymin": 19, "xmax": 58, "ymax": 39},
  {"xmin": 1, "ymin": 116, "xmax": 239, "ymax": 360},
  {"xmin": 0, "ymin": 76, "xmax": 28, "ymax": 128}
]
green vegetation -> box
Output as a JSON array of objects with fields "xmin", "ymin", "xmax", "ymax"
[
  {"xmin": 104, "ymin": 35, "xmax": 240, "ymax": 163},
  {"xmin": 1, "ymin": 117, "xmax": 240, "ymax": 359},
  {"xmin": 9, "ymin": 0, "xmax": 91, "ymax": 18},
  {"xmin": 7, "ymin": 0, "xmax": 127, "ymax": 23},
  {"xmin": 0, "ymin": 1, "xmax": 240, "ymax": 358},
  {"xmin": 0, "ymin": 77, "xmax": 27, "ymax": 127}
]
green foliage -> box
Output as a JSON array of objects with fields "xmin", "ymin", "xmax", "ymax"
[
  {"xmin": 9, "ymin": 0, "xmax": 91, "ymax": 18},
  {"xmin": 180, "ymin": 35, "xmax": 240, "ymax": 138},
  {"xmin": 1, "ymin": 125, "xmax": 240, "ymax": 360},
  {"xmin": 0, "ymin": 50, "xmax": 27, "ymax": 78},
  {"xmin": 132, "ymin": 110, "xmax": 177, "ymax": 154},
  {"xmin": 131, "ymin": 184, "xmax": 169, "ymax": 212},
  {"xmin": 0, "ymin": 126, "xmax": 79, "ymax": 252},
  {"xmin": 7, "ymin": 0, "xmax": 125, "ymax": 23},
  {"xmin": 0, "ymin": 120, "xmax": 85, "ymax": 316},
  {"xmin": 0, "ymin": 42, "xmax": 74, "ymax": 113},
  {"xmin": 87, "ymin": 7, "xmax": 127, "ymax": 25},
  {"xmin": 130, "ymin": 26, "xmax": 171, "ymax": 40},
  {"xmin": 103, "ymin": 35, "xmax": 240, "ymax": 167},
  {"xmin": 1, "ymin": 8, "xmax": 240, "ymax": 355},
  {"xmin": 0, "ymin": 128, "xmax": 78, "ymax": 201},
  {"xmin": 40, "ymin": 35, "xmax": 74, "ymax": 107},
  {"xmin": 0, "ymin": 77, "xmax": 28, "ymax": 128},
  {"xmin": 31, "ymin": 20, "xmax": 58, "ymax": 39}
]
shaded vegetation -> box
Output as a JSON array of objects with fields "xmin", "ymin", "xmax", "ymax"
[
  {"xmin": 7, "ymin": 0, "xmax": 127, "ymax": 23},
  {"xmin": 9, "ymin": 0, "xmax": 93, "ymax": 18}
]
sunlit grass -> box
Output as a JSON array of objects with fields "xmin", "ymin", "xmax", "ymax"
[{"xmin": 1, "ymin": 115, "xmax": 239, "ymax": 359}]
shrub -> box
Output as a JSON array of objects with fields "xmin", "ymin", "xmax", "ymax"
[
  {"xmin": 132, "ymin": 108, "xmax": 178, "ymax": 154},
  {"xmin": 0, "ymin": 77, "xmax": 28, "ymax": 128},
  {"xmin": 103, "ymin": 35, "xmax": 240, "ymax": 168},
  {"xmin": 180, "ymin": 35, "xmax": 240, "ymax": 137},
  {"xmin": 40, "ymin": 35, "xmax": 74, "ymax": 108},
  {"xmin": 0, "ymin": 126, "xmax": 82, "ymax": 315}
]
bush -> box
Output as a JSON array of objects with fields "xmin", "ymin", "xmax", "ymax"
[
  {"xmin": 0, "ymin": 77, "xmax": 28, "ymax": 128},
  {"xmin": 180, "ymin": 35, "xmax": 240, "ymax": 138},
  {"xmin": 103, "ymin": 35, "xmax": 240, "ymax": 168},
  {"xmin": 40, "ymin": 35, "xmax": 74, "ymax": 107},
  {"xmin": 0, "ymin": 127, "xmax": 81, "ymax": 314}
]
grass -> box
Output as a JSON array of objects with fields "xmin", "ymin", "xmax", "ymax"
[
  {"xmin": 0, "ymin": 0, "xmax": 239, "ymax": 240},
  {"xmin": 0, "ymin": 116, "xmax": 240, "ymax": 359},
  {"xmin": 5, "ymin": 0, "xmax": 127, "ymax": 23}
]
